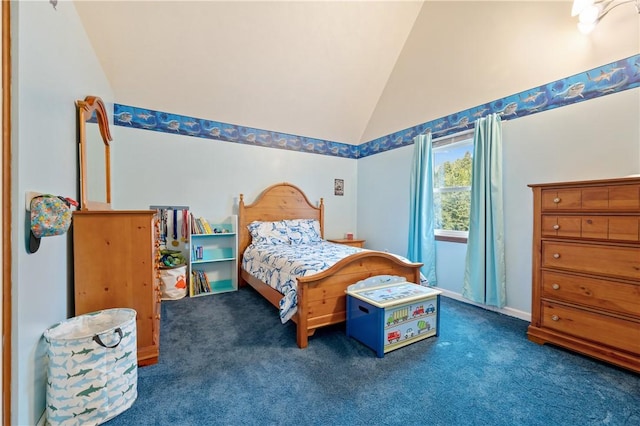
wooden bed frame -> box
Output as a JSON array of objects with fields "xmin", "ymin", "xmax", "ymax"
[{"xmin": 237, "ymin": 182, "xmax": 423, "ymax": 348}]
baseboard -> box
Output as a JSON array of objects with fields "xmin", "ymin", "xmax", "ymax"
[{"xmin": 435, "ymin": 287, "xmax": 532, "ymax": 322}]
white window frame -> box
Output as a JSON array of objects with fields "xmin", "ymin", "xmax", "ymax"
[{"xmin": 432, "ymin": 130, "xmax": 474, "ymax": 243}]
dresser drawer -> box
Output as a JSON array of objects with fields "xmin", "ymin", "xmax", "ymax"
[
  {"xmin": 608, "ymin": 217, "xmax": 640, "ymax": 241},
  {"xmin": 542, "ymin": 185, "xmax": 640, "ymax": 212},
  {"xmin": 541, "ymin": 216, "xmax": 582, "ymax": 238},
  {"xmin": 541, "ymin": 301, "xmax": 640, "ymax": 354},
  {"xmin": 609, "ymin": 185, "xmax": 640, "ymax": 210},
  {"xmin": 542, "ymin": 241, "xmax": 640, "ymax": 280},
  {"xmin": 541, "ymin": 271, "xmax": 640, "ymax": 317},
  {"xmin": 542, "ymin": 216, "xmax": 639, "ymax": 241},
  {"xmin": 542, "ymin": 189, "xmax": 582, "ymax": 210}
]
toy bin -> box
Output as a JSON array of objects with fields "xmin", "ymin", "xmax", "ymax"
[
  {"xmin": 346, "ymin": 276, "xmax": 441, "ymax": 357},
  {"xmin": 43, "ymin": 308, "xmax": 138, "ymax": 426},
  {"xmin": 159, "ymin": 265, "xmax": 188, "ymax": 300}
]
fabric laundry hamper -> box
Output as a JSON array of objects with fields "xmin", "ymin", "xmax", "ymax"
[
  {"xmin": 43, "ymin": 308, "xmax": 138, "ymax": 426},
  {"xmin": 159, "ymin": 265, "xmax": 187, "ymax": 300}
]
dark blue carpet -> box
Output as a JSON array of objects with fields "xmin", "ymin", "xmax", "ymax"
[{"xmin": 105, "ymin": 287, "xmax": 640, "ymax": 426}]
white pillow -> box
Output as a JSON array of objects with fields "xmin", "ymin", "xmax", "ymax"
[
  {"xmin": 248, "ymin": 221, "xmax": 290, "ymax": 245},
  {"xmin": 283, "ymin": 219, "xmax": 322, "ymax": 244}
]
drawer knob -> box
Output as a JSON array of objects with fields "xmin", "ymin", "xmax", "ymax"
[
  {"xmin": 553, "ymin": 197, "xmax": 561, "ymax": 204},
  {"xmin": 551, "ymin": 315, "xmax": 559, "ymax": 321},
  {"xmin": 552, "ymin": 283, "xmax": 560, "ymax": 290},
  {"xmin": 553, "ymin": 224, "xmax": 560, "ymax": 230},
  {"xmin": 553, "ymin": 253, "xmax": 560, "ymax": 259}
]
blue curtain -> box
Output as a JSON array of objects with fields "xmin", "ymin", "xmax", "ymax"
[
  {"xmin": 463, "ymin": 114, "xmax": 506, "ymax": 307},
  {"xmin": 407, "ymin": 133, "xmax": 437, "ymax": 286}
]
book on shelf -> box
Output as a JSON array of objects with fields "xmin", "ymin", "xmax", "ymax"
[
  {"xmin": 192, "ymin": 245, "xmax": 204, "ymax": 261},
  {"xmin": 190, "ymin": 214, "xmax": 201, "ymax": 234},
  {"xmin": 191, "ymin": 269, "xmax": 211, "ymax": 295},
  {"xmin": 189, "ymin": 213, "xmax": 214, "ymax": 235},
  {"xmin": 199, "ymin": 217, "xmax": 213, "ymax": 234}
]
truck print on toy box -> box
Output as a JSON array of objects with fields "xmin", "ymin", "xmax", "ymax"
[{"xmin": 384, "ymin": 302, "xmax": 437, "ymax": 346}]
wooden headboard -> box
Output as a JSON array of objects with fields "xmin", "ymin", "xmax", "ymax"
[{"xmin": 237, "ymin": 182, "xmax": 325, "ymax": 277}]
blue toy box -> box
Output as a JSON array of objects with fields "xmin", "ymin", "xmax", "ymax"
[{"xmin": 346, "ymin": 276, "xmax": 441, "ymax": 357}]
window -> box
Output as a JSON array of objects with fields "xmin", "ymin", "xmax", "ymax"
[{"xmin": 433, "ymin": 133, "xmax": 473, "ymax": 241}]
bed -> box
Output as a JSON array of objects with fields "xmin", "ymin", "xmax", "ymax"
[{"xmin": 237, "ymin": 182, "xmax": 424, "ymax": 349}]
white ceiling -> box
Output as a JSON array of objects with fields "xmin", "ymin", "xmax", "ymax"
[{"xmin": 74, "ymin": 0, "xmax": 425, "ymax": 145}]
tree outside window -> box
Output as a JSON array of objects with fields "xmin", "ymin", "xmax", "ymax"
[{"xmin": 433, "ymin": 138, "xmax": 473, "ymax": 234}]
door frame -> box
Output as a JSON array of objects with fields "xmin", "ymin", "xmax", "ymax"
[{"xmin": 2, "ymin": 0, "xmax": 11, "ymax": 424}]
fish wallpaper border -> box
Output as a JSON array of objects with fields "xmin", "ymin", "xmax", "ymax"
[
  {"xmin": 112, "ymin": 105, "xmax": 359, "ymax": 159},
  {"xmin": 113, "ymin": 53, "xmax": 639, "ymax": 159}
]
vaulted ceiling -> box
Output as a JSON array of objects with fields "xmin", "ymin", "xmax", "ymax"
[{"xmin": 74, "ymin": 1, "xmax": 424, "ymax": 145}]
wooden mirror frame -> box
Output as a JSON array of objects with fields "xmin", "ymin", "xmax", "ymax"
[{"xmin": 76, "ymin": 95, "xmax": 112, "ymax": 210}]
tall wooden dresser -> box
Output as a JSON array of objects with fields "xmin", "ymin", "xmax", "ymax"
[
  {"xmin": 528, "ymin": 177, "xmax": 640, "ymax": 373},
  {"xmin": 73, "ymin": 210, "xmax": 161, "ymax": 366}
]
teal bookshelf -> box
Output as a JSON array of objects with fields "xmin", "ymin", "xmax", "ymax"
[{"xmin": 189, "ymin": 215, "xmax": 238, "ymax": 297}]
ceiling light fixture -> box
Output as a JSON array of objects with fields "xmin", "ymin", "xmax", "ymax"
[{"xmin": 571, "ymin": 0, "xmax": 640, "ymax": 33}]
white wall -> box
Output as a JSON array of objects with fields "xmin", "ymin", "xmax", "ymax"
[
  {"xmin": 356, "ymin": 144, "xmax": 412, "ymax": 252},
  {"xmin": 111, "ymin": 126, "xmax": 358, "ymax": 239},
  {"xmin": 358, "ymin": 88, "xmax": 640, "ymax": 316},
  {"xmin": 13, "ymin": 2, "xmax": 113, "ymax": 424}
]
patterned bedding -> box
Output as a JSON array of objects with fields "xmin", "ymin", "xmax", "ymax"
[{"xmin": 242, "ymin": 241, "xmax": 426, "ymax": 323}]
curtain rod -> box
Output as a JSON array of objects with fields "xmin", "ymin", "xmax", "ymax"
[
  {"xmin": 431, "ymin": 115, "xmax": 510, "ymax": 148},
  {"xmin": 432, "ymin": 128, "xmax": 474, "ymax": 148},
  {"xmin": 149, "ymin": 205, "xmax": 190, "ymax": 210}
]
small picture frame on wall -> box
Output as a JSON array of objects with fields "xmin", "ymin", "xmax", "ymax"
[{"xmin": 334, "ymin": 179, "xmax": 344, "ymax": 196}]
